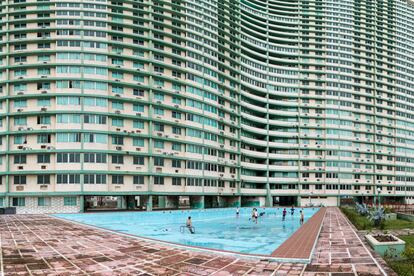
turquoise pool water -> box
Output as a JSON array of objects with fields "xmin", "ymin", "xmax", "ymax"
[{"xmin": 54, "ymin": 207, "xmax": 319, "ymax": 255}]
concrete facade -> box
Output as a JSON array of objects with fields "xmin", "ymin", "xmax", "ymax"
[{"xmin": 1, "ymin": 0, "xmax": 414, "ymax": 213}]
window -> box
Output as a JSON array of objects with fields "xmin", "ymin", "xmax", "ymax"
[
  {"xmin": 84, "ymin": 153, "xmax": 106, "ymax": 163},
  {"xmin": 37, "ymin": 175, "xmax": 50, "ymax": 184},
  {"xmin": 14, "ymin": 175, "xmax": 26, "ymax": 185},
  {"xmin": 64, "ymin": 196, "xmax": 77, "ymax": 206},
  {"xmin": 172, "ymin": 177, "xmax": 181, "ymax": 186},
  {"xmin": 84, "ymin": 174, "xmax": 107, "ymax": 184},
  {"xmin": 172, "ymin": 159, "xmax": 181, "ymax": 168},
  {"xmin": 37, "ymin": 154, "xmax": 50, "ymax": 163},
  {"xmin": 133, "ymin": 138, "xmax": 145, "ymax": 147},
  {"xmin": 154, "ymin": 157, "xmax": 164, "ymax": 166},
  {"xmin": 57, "ymin": 153, "xmax": 80, "ymax": 163},
  {"xmin": 38, "ymin": 197, "xmax": 51, "ymax": 206},
  {"xmin": 37, "ymin": 134, "xmax": 51, "ymax": 144},
  {"xmin": 37, "ymin": 98, "xmax": 51, "ymax": 106},
  {"xmin": 112, "ymin": 135, "xmax": 124, "ymax": 145},
  {"xmin": 133, "ymin": 175, "xmax": 144, "ymax": 185},
  {"xmin": 133, "ymin": 120, "xmax": 144, "ymax": 129},
  {"xmin": 57, "ymin": 174, "xmax": 81, "ymax": 184},
  {"xmin": 154, "ymin": 140, "xmax": 164, "ymax": 149},
  {"xmin": 154, "ymin": 176, "xmax": 164, "ymax": 185},
  {"xmin": 14, "ymin": 154, "xmax": 26, "ymax": 164},
  {"xmin": 112, "ymin": 175, "xmax": 124, "ymax": 184},
  {"xmin": 111, "ymin": 154, "xmax": 124, "ymax": 164},
  {"xmin": 37, "ymin": 115, "xmax": 51, "ymax": 125},
  {"xmin": 12, "ymin": 197, "xmax": 25, "ymax": 207},
  {"xmin": 133, "ymin": 156, "xmax": 144, "ymax": 165}
]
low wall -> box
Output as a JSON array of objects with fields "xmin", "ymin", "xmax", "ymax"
[{"xmin": 397, "ymin": 212, "xmax": 414, "ymax": 222}]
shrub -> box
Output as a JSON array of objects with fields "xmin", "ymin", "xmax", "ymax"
[{"xmin": 403, "ymin": 247, "xmax": 414, "ymax": 261}]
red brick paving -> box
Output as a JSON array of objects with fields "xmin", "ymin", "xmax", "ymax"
[
  {"xmin": 0, "ymin": 207, "xmax": 392, "ymax": 275},
  {"xmin": 271, "ymin": 208, "xmax": 326, "ymax": 259}
]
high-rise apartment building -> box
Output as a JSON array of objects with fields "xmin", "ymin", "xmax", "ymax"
[{"xmin": 1, "ymin": 0, "xmax": 414, "ymax": 213}]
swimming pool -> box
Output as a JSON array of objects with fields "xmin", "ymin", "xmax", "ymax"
[{"xmin": 54, "ymin": 207, "xmax": 319, "ymax": 256}]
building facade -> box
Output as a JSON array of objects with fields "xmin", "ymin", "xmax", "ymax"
[{"xmin": 1, "ymin": 0, "xmax": 414, "ymax": 213}]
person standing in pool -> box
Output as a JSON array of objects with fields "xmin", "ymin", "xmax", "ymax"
[
  {"xmin": 186, "ymin": 216, "xmax": 195, "ymax": 234},
  {"xmin": 300, "ymin": 210, "xmax": 304, "ymax": 225},
  {"xmin": 282, "ymin": 208, "xmax": 287, "ymax": 221},
  {"xmin": 253, "ymin": 208, "xmax": 259, "ymax": 224},
  {"xmin": 290, "ymin": 206, "xmax": 295, "ymax": 216},
  {"xmin": 236, "ymin": 207, "xmax": 240, "ymax": 217}
]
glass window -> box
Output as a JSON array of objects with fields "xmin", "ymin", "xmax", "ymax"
[
  {"xmin": 12, "ymin": 197, "xmax": 25, "ymax": 207},
  {"xmin": 38, "ymin": 197, "xmax": 51, "ymax": 206},
  {"xmin": 63, "ymin": 196, "xmax": 77, "ymax": 206}
]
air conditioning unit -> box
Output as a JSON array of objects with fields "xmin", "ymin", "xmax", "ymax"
[
  {"xmin": 136, "ymin": 148, "xmax": 141, "ymax": 151},
  {"xmin": 41, "ymin": 107, "xmax": 47, "ymax": 111},
  {"xmin": 136, "ymin": 113, "xmax": 141, "ymax": 116},
  {"xmin": 41, "ymin": 165, "xmax": 47, "ymax": 169},
  {"xmin": 115, "ymin": 110, "xmax": 121, "ymax": 114},
  {"xmin": 115, "ymin": 94, "xmax": 121, "ymax": 97},
  {"xmin": 116, "ymin": 128, "xmax": 121, "ymax": 131},
  {"xmin": 18, "ymin": 145, "xmax": 23, "ymax": 149},
  {"xmin": 41, "ymin": 75, "xmax": 47, "ymax": 78},
  {"xmin": 116, "ymin": 146, "xmax": 122, "ymax": 150},
  {"xmin": 18, "ymin": 166, "xmax": 23, "ymax": 170},
  {"xmin": 17, "ymin": 109, "xmax": 23, "ymax": 112},
  {"xmin": 41, "ymin": 90, "xmax": 47, "ymax": 94},
  {"xmin": 174, "ymin": 104, "xmax": 179, "ymax": 108},
  {"xmin": 17, "ymin": 92, "xmax": 24, "ymax": 95}
]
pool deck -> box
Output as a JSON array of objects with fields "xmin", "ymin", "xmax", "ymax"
[
  {"xmin": 0, "ymin": 207, "xmax": 394, "ymax": 275},
  {"xmin": 271, "ymin": 208, "xmax": 326, "ymax": 260}
]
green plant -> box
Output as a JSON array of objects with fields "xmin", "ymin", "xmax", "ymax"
[
  {"xmin": 369, "ymin": 208, "xmax": 385, "ymax": 227},
  {"xmin": 403, "ymin": 247, "xmax": 414, "ymax": 261}
]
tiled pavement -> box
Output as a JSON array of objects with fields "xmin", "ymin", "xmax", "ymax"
[{"xmin": 0, "ymin": 207, "xmax": 393, "ymax": 275}]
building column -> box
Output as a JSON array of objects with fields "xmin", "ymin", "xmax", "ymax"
[
  {"xmin": 158, "ymin": 196, "xmax": 166, "ymax": 209},
  {"xmin": 79, "ymin": 196, "xmax": 85, "ymax": 213},
  {"xmin": 265, "ymin": 191, "xmax": 272, "ymax": 207},
  {"xmin": 190, "ymin": 195, "xmax": 204, "ymax": 209},
  {"xmin": 117, "ymin": 196, "xmax": 126, "ymax": 209},
  {"xmin": 146, "ymin": 195, "xmax": 153, "ymax": 211},
  {"xmin": 4, "ymin": 195, "xmax": 10, "ymax": 208}
]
